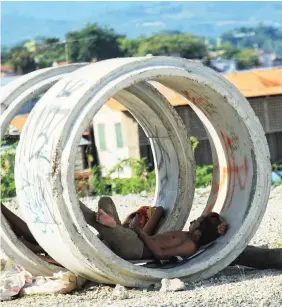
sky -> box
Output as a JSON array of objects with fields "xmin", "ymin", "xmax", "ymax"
[{"xmin": 2, "ymin": 1, "xmax": 282, "ymax": 46}]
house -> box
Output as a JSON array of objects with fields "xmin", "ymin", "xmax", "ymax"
[
  {"xmin": 6, "ymin": 99, "xmax": 139, "ymax": 177},
  {"xmin": 209, "ymin": 58, "xmax": 237, "ymax": 73},
  {"xmin": 92, "ymin": 67, "xmax": 282, "ymax": 172},
  {"xmin": 1, "ymin": 65, "xmax": 15, "ymax": 78},
  {"xmin": 257, "ymin": 51, "xmax": 277, "ymax": 68},
  {"xmin": 3, "ymin": 66, "xmax": 282, "ymax": 180},
  {"xmin": 7, "ymin": 114, "xmax": 93, "ymax": 173},
  {"xmin": 52, "ymin": 61, "xmax": 69, "ymax": 67},
  {"xmin": 92, "ymin": 101, "xmax": 140, "ymax": 178}
]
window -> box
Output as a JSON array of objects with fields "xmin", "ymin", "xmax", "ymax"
[
  {"xmin": 115, "ymin": 123, "xmax": 123, "ymax": 148},
  {"xmin": 98, "ymin": 124, "xmax": 106, "ymax": 151}
]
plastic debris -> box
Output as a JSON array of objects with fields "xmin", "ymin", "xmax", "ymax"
[{"xmin": 0, "ymin": 259, "xmax": 86, "ymax": 301}]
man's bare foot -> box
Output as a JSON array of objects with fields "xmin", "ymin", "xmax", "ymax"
[{"xmin": 96, "ymin": 209, "xmax": 117, "ymax": 228}]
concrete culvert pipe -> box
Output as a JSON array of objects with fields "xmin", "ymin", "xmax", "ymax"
[
  {"xmin": 0, "ymin": 64, "xmax": 87, "ymax": 276},
  {"xmin": 15, "ymin": 57, "xmax": 271, "ymax": 287}
]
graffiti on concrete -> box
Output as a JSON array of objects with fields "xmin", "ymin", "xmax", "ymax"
[
  {"xmin": 208, "ymin": 130, "xmax": 249, "ymax": 212},
  {"xmin": 181, "ymin": 89, "xmax": 218, "ymax": 117}
]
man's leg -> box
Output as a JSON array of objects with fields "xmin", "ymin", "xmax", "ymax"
[
  {"xmin": 98, "ymin": 197, "xmax": 122, "ymax": 226},
  {"xmin": 80, "ymin": 197, "xmax": 144, "ymax": 260},
  {"xmin": 79, "ymin": 196, "xmax": 122, "ymax": 229},
  {"xmin": 79, "ymin": 197, "xmax": 124, "ymax": 240},
  {"xmin": 1, "ymin": 203, "xmax": 37, "ymax": 244},
  {"xmin": 1, "ymin": 203, "xmax": 46, "ymax": 254}
]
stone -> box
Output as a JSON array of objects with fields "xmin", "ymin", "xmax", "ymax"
[
  {"xmin": 153, "ymin": 283, "xmax": 161, "ymax": 290},
  {"xmin": 160, "ymin": 278, "xmax": 185, "ymax": 292},
  {"xmin": 140, "ymin": 190, "xmax": 148, "ymax": 197},
  {"xmin": 111, "ymin": 284, "xmax": 129, "ymax": 300}
]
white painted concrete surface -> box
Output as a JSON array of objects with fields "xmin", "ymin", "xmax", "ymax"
[
  {"xmin": 0, "ymin": 64, "xmax": 87, "ymax": 275},
  {"xmin": 2, "ymin": 57, "xmax": 271, "ymax": 286}
]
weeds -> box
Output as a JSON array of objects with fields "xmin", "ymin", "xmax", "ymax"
[
  {"xmin": 0, "ymin": 141, "xmax": 17, "ymax": 199},
  {"xmin": 2, "ymin": 135, "xmax": 282, "ymax": 200}
]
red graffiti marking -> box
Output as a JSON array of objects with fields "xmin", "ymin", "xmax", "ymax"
[
  {"xmin": 221, "ymin": 131, "xmax": 249, "ymax": 211},
  {"xmin": 228, "ymin": 156, "xmax": 249, "ymax": 190},
  {"xmin": 208, "ymin": 131, "xmax": 249, "ymax": 212},
  {"xmin": 182, "ymin": 90, "xmax": 217, "ymax": 117},
  {"xmin": 182, "ymin": 90, "xmax": 205, "ymax": 109},
  {"xmin": 221, "ymin": 130, "xmax": 239, "ymax": 154}
]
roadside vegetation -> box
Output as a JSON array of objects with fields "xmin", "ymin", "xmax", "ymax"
[{"xmin": 1, "ymin": 137, "xmax": 281, "ymax": 200}]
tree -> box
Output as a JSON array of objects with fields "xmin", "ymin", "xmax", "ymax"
[
  {"xmin": 43, "ymin": 37, "xmax": 60, "ymax": 45},
  {"xmin": 34, "ymin": 37, "xmax": 65, "ymax": 68},
  {"xmin": 8, "ymin": 46, "xmax": 36, "ymax": 74},
  {"xmin": 220, "ymin": 42, "xmax": 240, "ymax": 59},
  {"xmin": 135, "ymin": 34, "xmax": 208, "ymax": 59},
  {"xmin": 1, "ymin": 47, "xmax": 9, "ymax": 64},
  {"xmin": 221, "ymin": 25, "xmax": 282, "ymax": 55},
  {"xmin": 235, "ymin": 49, "xmax": 259, "ymax": 70},
  {"xmin": 119, "ymin": 38, "xmax": 140, "ymax": 57},
  {"xmin": 0, "ymin": 141, "xmax": 17, "ymax": 199},
  {"xmin": 24, "ymin": 40, "xmax": 37, "ymax": 53},
  {"xmin": 66, "ymin": 23, "xmax": 125, "ymax": 62}
]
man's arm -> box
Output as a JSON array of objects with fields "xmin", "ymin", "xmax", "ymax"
[
  {"xmin": 137, "ymin": 230, "xmax": 197, "ymax": 260},
  {"xmin": 142, "ymin": 206, "xmax": 164, "ymax": 236}
]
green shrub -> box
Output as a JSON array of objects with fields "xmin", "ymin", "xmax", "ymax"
[
  {"xmin": 0, "ymin": 142, "xmax": 17, "ymax": 200},
  {"xmin": 90, "ymin": 158, "xmax": 156, "ymax": 196},
  {"xmin": 196, "ymin": 165, "xmax": 213, "ymax": 188},
  {"xmin": 273, "ymin": 179, "xmax": 282, "ymax": 188},
  {"xmin": 272, "ymin": 163, "xmax": 282, "ymax": 171},
  {"xmin": 2, "ymin": 136, "xmax": 280, "ymax": 200},
  {"xmin": 190, "ymin": 136, "xmax": 199, "ymax": 153},
  {"xmin": 272, "ymin": 164, "xmax": 282, "ymax": 187}
]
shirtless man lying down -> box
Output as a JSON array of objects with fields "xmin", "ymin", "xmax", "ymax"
[
  {"xmin": 1, "ymin": 197, "xmax": 228, "ymax": 261},
  {"xmin": 91, "ymin": 197, "xmax": 228, "ymax": 260}
]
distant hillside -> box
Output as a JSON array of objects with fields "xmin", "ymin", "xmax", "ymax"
[
  {"xmin": 2, "ymin": 1, "xmax": 282, "ymax": 47},
  {"xmin": 222, "ymin": 25, "xmax": 282, "ymax": 55}
]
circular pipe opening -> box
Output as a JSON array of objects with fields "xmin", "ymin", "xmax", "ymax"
[
  {"xmin": 0, "ymin": 64, "xmax": 87, "ymax": 276},
  {"xmin": 15, "ymin": 57, "xmax": 271, "ymax": 286}
]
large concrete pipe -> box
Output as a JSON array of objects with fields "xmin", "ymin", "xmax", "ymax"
[
  {"xmin": 0, "ymin": 64, "xmax": 87, "ymax": 276},
  {"xmin": 15, "ymin": 57, "xmax": 271, "ymax": 287}
]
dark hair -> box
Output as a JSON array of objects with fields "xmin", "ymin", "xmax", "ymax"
[{"xmin": 197, "ymin": 213, "xmax": 221, "ymax": 247}]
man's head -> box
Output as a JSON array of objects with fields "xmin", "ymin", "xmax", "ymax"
[{"xmin": 189, "ymin": 212, "xmax": 228, "ymax": 247}]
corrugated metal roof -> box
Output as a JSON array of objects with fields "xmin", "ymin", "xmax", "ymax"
[
  {"xmin": 224, "ymin": 67, "xmax": 282, "ymax": 98},
  {"xmin": 4, "ymin": 67, "xmax": 282, "ymax": 115},
  {"xmin": 108, "ymin": 67, "xmax": 282, "ymax": 111},
  {"xmin": 10, "ymin": 114, "xmax": 91, "ymax": 139},
  {"xmin": 10, "ymin": 114, "xmax": 29, "ymax": 132}
]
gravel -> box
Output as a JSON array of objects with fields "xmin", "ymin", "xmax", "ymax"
[{"xmin": 2, "ymin": 185, "xmax": 282, "ymax": 306}]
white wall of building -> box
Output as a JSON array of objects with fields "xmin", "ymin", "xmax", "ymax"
[{"xmin": 93, "ymin": 105, "xmax": 139, "ymax": 178}]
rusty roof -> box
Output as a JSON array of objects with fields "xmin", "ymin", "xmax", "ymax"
[
  {"xmin": 224, "ymin": 67, "xmax": 282, "ymax": 98},
  {"xmin": 10, "ymin": 114, "xmax": 91, "ymax": 135},
  {"xmin": 8, "ymin": 67, "xmax": 282, "ymax": 124},
  {"xmin": 10, "ymin": 114, "xmax": 29, "ymax": 132},
  {"xmin": 1, "ymin": 65, "xmax": 12, "ymax": 72},
  {"xmin": 106, "ymin": 67, "xmax": 282, "ymax": 111}
]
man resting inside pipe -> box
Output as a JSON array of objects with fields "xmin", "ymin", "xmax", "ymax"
[{"xmin": 1, "ymin": 198, "xmax": 228, "ymax": 261}]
